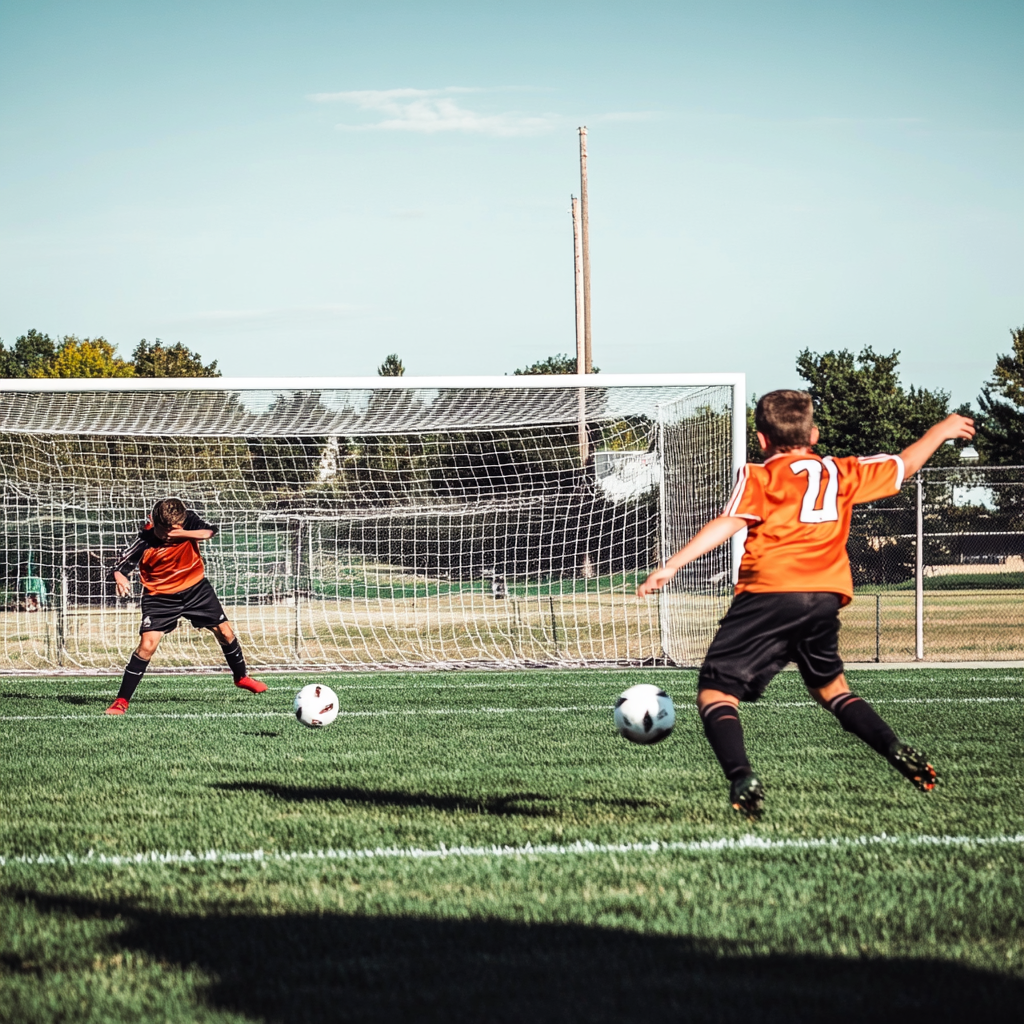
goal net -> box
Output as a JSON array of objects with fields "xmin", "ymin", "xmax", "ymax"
[{"xmin": 0, "ymin": 374, "xmax": 743, "ymax": 672}]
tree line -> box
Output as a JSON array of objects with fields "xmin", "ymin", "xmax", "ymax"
[
  {"xmin": 0, "ymin": 331, "xmax": 219, "ymax": 378},
  {"xmin": 3, "ymin": 327, "xmax": 1023, "ymax": 463},
  {"xmin": 741, "ymin": 328, "xmax": 1023, "ymax": 466}
]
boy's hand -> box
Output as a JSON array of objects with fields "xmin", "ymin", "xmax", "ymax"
[
  {"xmin": 899, "ymin": 413, "xmax": 977, "ymax": 478},
  {"xmin": 637, "ymin": 566, "xmax": 677, "ymax": 597},
  {"xmin": 113, "ymin": 571, "xmax": 132, "ymax": 598},
  {"xmin": 936, "ymin": 413, "xmax": 976, "ymax": 441}
]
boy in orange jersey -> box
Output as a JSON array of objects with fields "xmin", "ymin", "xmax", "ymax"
[
  {"xmin": 638, "ymin": 390, "xmax": 975, "ymax": 818},
  {"xmin": 104, "ymin": 498, "xmax": 266, "ymax": 714}
]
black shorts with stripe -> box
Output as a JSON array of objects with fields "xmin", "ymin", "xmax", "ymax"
[
  {"xmin": 697, "ymin": 591, "xmax": 844, "ymax": 702},
  {"xmin": 139, "ymin": 578, "xmax": 227, "ymax": 635}
]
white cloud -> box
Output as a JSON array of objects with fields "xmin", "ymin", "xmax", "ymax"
[{"xmin": 309, "ymin": 87, "xmax": 557, "ymax": 137}]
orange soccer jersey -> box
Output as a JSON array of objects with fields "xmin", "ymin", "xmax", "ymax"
[
  {"xmin": 137, "ymin": 529, "xmax": 206, "ymax": 595},
  {"xmin": 723, "ymin": 451, "xmax": 905, "ymax": 604},
  {"xmin": 111, "ymin": 511, "xmax": 216, "ymax": 595}
]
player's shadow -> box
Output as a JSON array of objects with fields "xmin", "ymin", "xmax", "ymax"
[
  {"xmin": 213, "ymin": 780, "xmax": 657, "ymax": 817},
  {"xmin": 9, "ymin": 888, "xmax": 1024, "ymax": 1024},
  {"xmin": 2, "ymin": 691, "xmax": 95, "ymax": 706}
]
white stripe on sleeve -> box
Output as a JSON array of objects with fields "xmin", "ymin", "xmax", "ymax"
[
  {"xmin": 857, "ymin": 453, "xmax": 905, "ymax": 492},
  {"xmin": 723, "ymin": 464, "xmax": 750, "ymax": 516}
]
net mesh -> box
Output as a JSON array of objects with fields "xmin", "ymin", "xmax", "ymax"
[{"xmin": 0, "ymin": 382, "xmax": 737, "ymax": 672}]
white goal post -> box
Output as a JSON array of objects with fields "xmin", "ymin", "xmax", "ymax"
[{"xmin": 0, "ymin": 373, "xmax": 745, "ymax": 673}]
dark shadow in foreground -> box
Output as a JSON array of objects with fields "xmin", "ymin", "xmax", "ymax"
[
  {"xmin": 213, "ymin": 780, "xmax": 661, "ymax": 817},
  {"xmin": 7, "ymin": 889, "xmax": 1023, "ymax": 1024}
]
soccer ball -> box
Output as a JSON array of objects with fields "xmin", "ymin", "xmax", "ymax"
[
  {"xmin": 613, "ymin": 683, "xmax": 675, "ymax": 744},
  {"xmin": 293, "ymin": 683, "xmax": 340, "ymax": 728}
]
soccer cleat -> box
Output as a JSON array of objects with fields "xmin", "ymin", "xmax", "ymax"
[
  {"xmin": 235, "ymin": 676, "xmax": 267, "ymax": 694},
  {"xmin": 729, "ymin": 772, "xmax": 765, "ymax": 820},
  {"xmin": 104, "ymin": 697, "xmax": 129, "ymax": 715},
  {"xmin": 886, "ymin": 741, "xmax": 938, "ymax": 792}
]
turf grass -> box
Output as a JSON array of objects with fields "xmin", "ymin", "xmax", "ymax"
[{"xmin": 1, "ymin": 668, "xmax": 1022, "ymax": 1022}]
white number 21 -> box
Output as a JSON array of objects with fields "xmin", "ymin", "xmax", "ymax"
[{"xmin": 791, "ymin": 457, "xmax": 839, "ymax": 523}]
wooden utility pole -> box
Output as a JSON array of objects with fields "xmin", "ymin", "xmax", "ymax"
[
  {"xmin": 572, "ymin": 197, "xmax": 585, "ymax": 374},
  {"xmin": 575, "ymin": 132, "xmax": 595, "ymax": 577},
  {"xmin": 572, "ymin": 196, "xmax": 589, "ymax": 464},
  {"xmin": 578, "ymin": 127, "xmax": 593, "ymax": 373}
]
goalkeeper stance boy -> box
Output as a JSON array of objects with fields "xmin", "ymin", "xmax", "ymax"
[
  {"xmin": 104, "ymin": 498, "xmax": 266, "ymax": 714},
  {"xmin": 638, "ymin": 390, "xmax": 975, "ymax": 818}
]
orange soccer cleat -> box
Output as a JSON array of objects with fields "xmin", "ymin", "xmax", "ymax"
[
  {"xmin": 886, "ymin": 742, "xmax": 939, "ymax": 792},
  {"xmin": 104, "ymin": 697, "xmax": 130, "ymax": 715},
  {"xmin": 235, "ymin": 676, "xmax": 268, "ymax": 694}
]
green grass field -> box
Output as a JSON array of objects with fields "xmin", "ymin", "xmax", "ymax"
[{"xmin": 1, "ymin": 668, "xmax": 1022, "ymax": 1023}]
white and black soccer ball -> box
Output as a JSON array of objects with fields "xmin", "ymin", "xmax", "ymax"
[
  {"xmin": 293, "ymin": 683, "xmax": 340, "ymax": 728},
  {"xmin": 613, "ymin": 683, "xmax": 675, "ymax": 744}
]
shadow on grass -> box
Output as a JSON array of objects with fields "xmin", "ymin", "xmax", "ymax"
[
  {"xmin": 212, "ymin": 780, "xmax": 659, "ymax": 817},
  {"xmin": 7, "ymin": 888, "xmax": 1023, "ymax": 1024},
  {"xmin": 2, "ymin": 692, "xmax": 97, "ymax": 706}
]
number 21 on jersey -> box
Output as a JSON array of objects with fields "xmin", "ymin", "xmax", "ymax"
[{"xmin": 791, "ymin": 457, "xmax": 839, "ymax": 523}]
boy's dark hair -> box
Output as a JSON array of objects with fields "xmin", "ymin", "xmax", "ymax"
[
  {"xmin": 755, "ymin": 390, "xmax": 815, "ymax": 450},
  {"xmin": 152, "ymin": 498, "xmax": 187, "ymax": 529}
]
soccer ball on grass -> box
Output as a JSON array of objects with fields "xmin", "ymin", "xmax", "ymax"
[
  {"xmin": 614, "ymin": 683, "xmax": 675, "ymax": 744},
  {"xmin": 294, "ymin": 683, "xmax": 340, "ymax": 728}
]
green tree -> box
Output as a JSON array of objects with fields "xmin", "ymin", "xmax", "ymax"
[
  {"xmin": 513, "ymin": 354, "xmax": 600, "ymax": 375},
  {"xmin": 0, "ymin": 330, "xmax": 57, "ymax": 377},
  {"xmin": 795, "ymin": 346, "xmax": 960, "ymax": 464},
  {"xmin": 976, "ymin": 326, "xmax": 1024, "ymax": 464},
  {"xmin": 132, "ymin": 338, "xmax": 220, "ymax": 377},
  {"xmin": 29, "ymin": 336, "xmax": 134, "ymax": 378},
  {"xmin": 745, "ymin": 401, "xmax": 761, "ymax": 462},
  {"xmin": 377, "ymin": 354, "xmax": 405, "ymax": 376}
]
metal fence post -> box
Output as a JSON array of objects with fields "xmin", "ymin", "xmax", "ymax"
[
  {"xmin": 875, "ymin": 593, "xmax": 881, "ymax": 663},
  {"xmin": 915, "ymin": 475, "xmax": 924, "ymax": 661},
  {"xmin": 293, "ymin": 518, "xmax": 302, "ymax": 660},
  {"xmin": 57, "ymin": 571, "xmax": 68, "ymax": 668}
]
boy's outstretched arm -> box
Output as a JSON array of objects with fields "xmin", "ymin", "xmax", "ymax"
[
  {"xmin": 899, "ymin": 414, "xmax": 975, "ymax": 478},
  {"xmin": 637, "ymin": 515, "xmax": 748, "ymax": 597},
  {"xmin": 164, "ymin": 525, "xmax": 215, "ymax": 541}
]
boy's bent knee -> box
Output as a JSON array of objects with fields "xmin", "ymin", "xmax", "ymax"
[
  {"xmin": 697, "ymin": 688, "xmax": 740, "ymax": 710},
  {"xmin": 808, "ymin": 673, "xmax": 848, "ymax": 705},
  {"xmin": 210, "ymin": 621, "xmax": 235, "ymax": 644},
  {"xmin": 135, "ymin": 631, "xmax": 163, "ymax": 659}
]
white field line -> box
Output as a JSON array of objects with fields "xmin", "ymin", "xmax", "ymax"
[
  {"xmin": 1, "ymin": 696, "xmax": 1021, "ymax": 723},
  {"xmin": 770, "ymin": 696, "xmax": 1024, "ymax": 708},
  {"xmin": 2, "ymin": 680, "xmax": 606, "ymax": 698},
  {"xmin": 3, "ymin": 673, "xmax": 1022, "ymax": 701},
  {"xmin": 0, "ymin": 705, "xmax": 609, "ymax": 722},
  {"xmin": 2, "ymin": 832, "xmax": 1023, "ymax": 871}
]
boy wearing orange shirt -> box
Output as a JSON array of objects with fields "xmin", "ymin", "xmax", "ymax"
[
  {"xmin": 104, "ymin": 498, "xmax": 266, "ymax": 714},
  {"xmin": 638, "ymin": 390, "xmax": 975, "ymax": 818}
]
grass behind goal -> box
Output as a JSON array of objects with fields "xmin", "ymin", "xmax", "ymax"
[{"xmin": 1, "ymin": 668, "xmax": 1022, "ymax": 1022}]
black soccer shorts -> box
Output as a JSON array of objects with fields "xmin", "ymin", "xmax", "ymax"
[
  {"xmin": 697, "ymin": 591, "xmax": 844, "ymax": 702},
  {"xmin": 139, "ymin": 578, "xmax": 228, "ymax": 635}
]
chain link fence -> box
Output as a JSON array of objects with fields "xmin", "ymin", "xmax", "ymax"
[{"xmin": 841, "ymin": 465, "xmax": 1024, "ymax": 662}]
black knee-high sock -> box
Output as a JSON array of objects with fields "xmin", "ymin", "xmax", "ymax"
[
  {"xmin": 220, "ymin": 637, "xmax": 247, "ymax": 682},
  {"xmin": 699, "ymin": 701, "xmax": 752, "ymax": 781},
  {"xmin": 117, "ymin": 653, "xmax": 150, "ymax": 702},
  {"xmin": 826, "ymin": 692, "xmax": 897, "ymax": 756}
]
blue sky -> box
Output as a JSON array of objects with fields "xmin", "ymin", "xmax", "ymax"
[{"xmin": 0, "ymin": 0, "xmax": 1020, "ymax": 404}]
